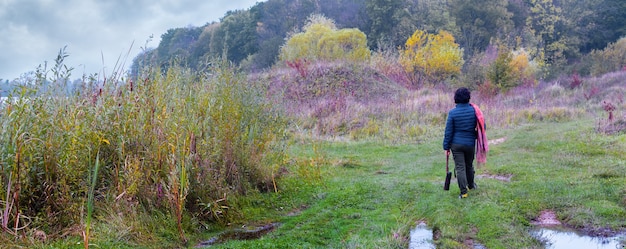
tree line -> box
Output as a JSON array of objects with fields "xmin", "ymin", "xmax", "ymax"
[{"xmin": 130, "ymin": 0, "xmax": 626, "ymax": 79}]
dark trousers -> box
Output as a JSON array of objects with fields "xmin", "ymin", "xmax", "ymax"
[{"xmin": 451, "ymin": 144, "xmax": 475, "ymax": 195}]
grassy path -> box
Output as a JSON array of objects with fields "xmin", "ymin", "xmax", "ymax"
[{"xmin": 206, "ymin": 119, "xmax": 626, "ymax": 248}]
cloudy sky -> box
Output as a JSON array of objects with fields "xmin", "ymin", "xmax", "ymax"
[{"xmin": 0, "ymin": 0, "xmax": 263, "ymax": 81}]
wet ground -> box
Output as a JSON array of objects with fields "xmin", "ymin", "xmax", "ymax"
[
  {"xmin": 409, "ymin": 210, "xmax": 625, "ymax": 249},
  {"xmin": 531, "ymin": 210, "xmax": 561, "ymax": 226},
  {"xmin": 531, "ymin": 210, "xmax": 625, "ymax": 249},
  {"xmin": 531, "ymin": 227, "xmax": 625, "ymax": 249},
  {"xmin": 408, "ymin": 222, "xmax": 486, "ymax": 249},
  {"xmin": 194, "ymin": 223, "xmax": 279, "ymax": 248},
  {"xmin": 409, "ymin": 222, "xmax": 435, "ymax": 249}
]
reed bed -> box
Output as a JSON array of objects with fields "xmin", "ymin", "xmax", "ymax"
[{"xmin": 0, "ymin": 60, "xmax": 287, "ymax": 245}]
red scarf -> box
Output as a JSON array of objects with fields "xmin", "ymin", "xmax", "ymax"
[{"xmin": 470, "ymin": 103, "xmax": 488, "ymax": 165}]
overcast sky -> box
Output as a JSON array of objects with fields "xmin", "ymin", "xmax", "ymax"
[{"xmin": 0, "ymin": 0, "xmax": 263, "ymax": 81}]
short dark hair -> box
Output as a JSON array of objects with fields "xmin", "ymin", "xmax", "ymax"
[{"xmin": 454, "ymin": 87, "xmax": 471, "ymax": 104}]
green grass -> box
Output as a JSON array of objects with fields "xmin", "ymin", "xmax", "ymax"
[{"xmin": 197, "ymin": 118, "xmax": 625, "ymax": 249}]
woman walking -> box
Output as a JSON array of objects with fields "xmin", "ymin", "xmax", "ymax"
[{"xmin": 443, "ymin": 87, "xmax": 486, "ymax": 198}]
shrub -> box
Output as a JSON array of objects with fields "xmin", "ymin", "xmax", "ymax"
[
  {"xmin": 477, "ymin": 81, "xmax": 500, "ymax": 99},
  {"xmin": 486, "ymin": 45, "xmax": 515, "ymax": 92},
  {"xmin": 569, "ymin": 71, "xmax": 583, "ymax": 89}
]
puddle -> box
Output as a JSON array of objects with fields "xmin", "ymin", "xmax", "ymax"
[
  {"xmin": 195, "ymin": 223, "xmax": 279, "ymax": 247},
  {"xmin": 473, "ymin": 242, "xmax": 487, "ymax": 249},
  {"xmin": 531, "ymin": 228, "xmax": 625, "ymax": 249},
  {"xmin": 409, "ymin": 222, "xmax": 486, "ymax": 249},
  {"xmin": 409, "ymin": 222, "xmax": 435, "ymax": 249},
  {"xmin": 530, "ymin": 210, "xmax": 625, "ymax": 249}
]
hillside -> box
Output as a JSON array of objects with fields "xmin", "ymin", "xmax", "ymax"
[{"xmin": 131, "ymin": 0, "xmax": 626, "ymax": 80}]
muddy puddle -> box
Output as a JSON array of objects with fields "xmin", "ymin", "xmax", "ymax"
[
  {"xmin": 409, "ymin": 222, "xmax": 435, "ymax": 249},
  {"xmin": 409, "ymin": 222, "xmax": 486, "ymax": 249},
  {"xmin": 531, "ymin": 210, "xmax": 625, "ymax": 249},
  {"xmin": 195, "ymin": 223, "xmax": 279, "ymax": 247},
  {"xmin": 409, "ymin": 210, "xmax": 625, "ymax": 249},
  {"xmin": 531, "ymin": 227, "xmax": 625, "ymax": 249}
]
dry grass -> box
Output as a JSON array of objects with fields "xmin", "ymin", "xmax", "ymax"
[{"xmin": 260, "ymin": 61, "xmax": 626, "ymax": 142}]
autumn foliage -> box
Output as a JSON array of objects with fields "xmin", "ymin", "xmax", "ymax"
[
  {"xmin": 487, "ymin": 45, "xmax": 537, "ymax": 92},
  {"xmin": 280, "ymin": 14, "xmax": 370, "ymax": 63},
  {"xmin": 400, "ymin": 29, "xmax": 464, "ymax": 85}
]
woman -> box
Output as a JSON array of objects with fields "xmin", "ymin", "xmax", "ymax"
[{"xmin": 443, "ymin": 87, "xmax": 480, "ymax": 199}]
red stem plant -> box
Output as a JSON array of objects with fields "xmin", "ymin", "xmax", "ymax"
[
  {"xmin": 602, "ymin": 100, "xmax": 616, "ymax": 122},
  {"xmin": 286, "ymin": 58, "xmax": 309, "ymax": 78}
]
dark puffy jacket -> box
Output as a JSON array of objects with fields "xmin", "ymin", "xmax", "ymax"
[{"xmin": 443, "ymin": 103, "xmax": 476, "ymax": 150}]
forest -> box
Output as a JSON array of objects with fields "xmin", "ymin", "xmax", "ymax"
[{"xmin": 131, "ymin": 0, "xmax": 625, "ymax": 80}]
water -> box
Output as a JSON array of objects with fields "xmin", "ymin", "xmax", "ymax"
[
  {"xmin": 408, "ymin": 222, "xmax": 625, "ymax": 249},
  {"xmin": 532, "ymin": 228, "xmax": 625, "ymax": 249},
  {"xmin": 408, "ymin": 222, "xmax": 486, "ymax": 249},
  {"xmin": 409, "ymin": 222, "xmax": 435, "ymax": 249},
  {"xmin": 195, "ymin": 223, "xmax": 279, "ymax": 248}
]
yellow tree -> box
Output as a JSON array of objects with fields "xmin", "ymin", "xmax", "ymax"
[
  {"xmin": 400, "ymin": 29, "xmax": 464, "ymax": 85},
  {"xmin": 318, "ymin": 28, "xmax": 370, "ymax": 62},
  {"xmin": 509, "ymin": 48, "xmax": 537, "ymax": 86},
  {"xmin": 280, "ymin": 14, "xmax": 370, "ymax": 63}
]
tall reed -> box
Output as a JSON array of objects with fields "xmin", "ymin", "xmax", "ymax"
[
  {"xmin": 83, "ymin": 151, "xmax": 101, "ymax": 249},
  {"xmin": 0, "ymin": 54, "xmax": 287, "ymax": 244}
]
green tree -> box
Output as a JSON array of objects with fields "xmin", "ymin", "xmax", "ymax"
[
  {"xmin": 588, "ymin": 37, "xmax": 626, "ymax": 76},
  {"xmin": 400, "ymin": 29, "xmax": 464, "ymax": 85},
  {"xmin": 450, "ymin": 0, "xmax": 513, "ymax": 57},
  {"xmin": 130, "ymin": 48, "xmax": 157, "ymax": 78},
  {"xmin": 157, "ymin": 27, "xmax": 202, "ymax": 68},
  {"xmin": 413, "ymin": 0, "xmax": 458, "ymax": 34},
  {"xmin": 208, "ymin": 10, "xmax": 258, "ymax": 64},
  {"xmin": 189, "ymin": 22, "xmax": 220, "ymax": 69},
  {"xmin": 247, "ymin": 0, "xmax": 318, "ymax": 69},
  {"xmin": 526, "ymin": 0, "xmax": 572, "ymax": 69},
  {"xmin": 365, "ymin": 0, "xmax": 404, "ymax": 49},
  {"xmin": 573, "ymin": 0, "xmax": 626, "ymax": 53}
]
